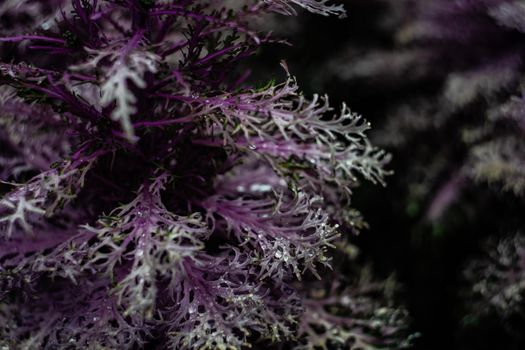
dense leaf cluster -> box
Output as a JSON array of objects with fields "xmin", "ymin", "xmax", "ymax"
[{"xmin": 0, "ymin": 1, "xmax": 410, "ymax": 349}]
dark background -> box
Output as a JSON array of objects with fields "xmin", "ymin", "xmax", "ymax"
[{"xmin": 253, "ymin": 2, "xmax": 525, "ymax": 350}]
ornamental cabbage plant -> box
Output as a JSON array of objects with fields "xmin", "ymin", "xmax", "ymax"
[{"xmin": 0, "ymin": 1, "xmax": 407, "ymax": 349}]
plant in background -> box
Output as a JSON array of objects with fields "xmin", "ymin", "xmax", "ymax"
[
  {"xmin": 462, "ymin": 233, "xmax": 525, "ymax": 340},
  {"xmin": 464, "ymin": 233, "xmax": 525, "ymax": 319},
  {"xmin": 316, "ymin": 0, "xmax": 525, "ymax": 220},
  {"xmin": 0, "ymin": 1, "xmax": 410, "ymax": 349}
]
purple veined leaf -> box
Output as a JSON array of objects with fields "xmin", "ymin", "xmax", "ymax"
[
  {"xmin": 165, "ymin": 250, "xmax": 302, "ymax": 349},
  {"xmin": 82, "ymin": 174, "xmax": 209, "ymax": 319},
  {"xmin": 200, "ymin": 190, "xmax": 340, "ymax": 281},
  {"xmin": 0, "ymin": 158, "xmax": 97, "ymax": 239},
  {"xmin": 0, "ymin": 87, "xmax": 72, "ymax": 179},
  {"xmin": 263, "ymin": 0, "xmax": 346, "ymax": 18}
]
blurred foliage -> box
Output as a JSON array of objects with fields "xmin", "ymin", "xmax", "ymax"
[{"xmin": 253, "ymin": 1, "xmax": 525, "ymax": 349}]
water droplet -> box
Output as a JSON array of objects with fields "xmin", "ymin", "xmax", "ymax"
[
  {"xmin": 371, "ymin": 320, "xmax": 382, "ymax": 329},
  {"xmin": 375, "ymin": 307, "xmax": 390, "ymax": 317},
  {"xmin": 249, "ymin": 183, "xmax": 272, "ymax": 192},
  {"xmin": 274, "ymin": 250, "xmax": 283, "ymax": 259},
  {"xmin": 340, "ymin": 295, "xmax": 351, "ymax": 306},
  {"xmin": 248, "ymin": 144, "xmax": 257, "ymax": 150}
]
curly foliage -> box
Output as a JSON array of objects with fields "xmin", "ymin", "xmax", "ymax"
[{"xmin": 0, "ymin": 1, "xmax": 410, "ymax": 349}]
